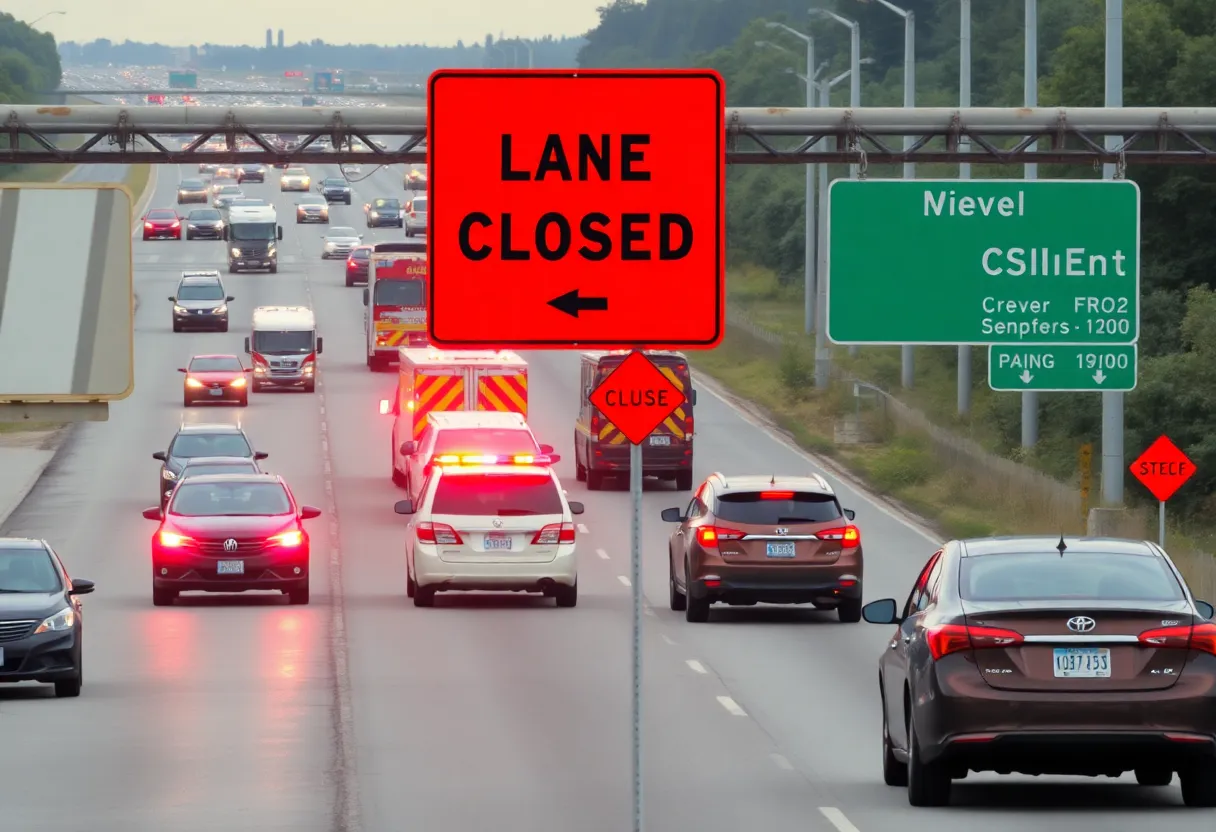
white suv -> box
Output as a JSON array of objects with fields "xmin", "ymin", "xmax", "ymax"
[{"xmin": 395, "ymin": 462, "xmax": 583, "ymax": 608}]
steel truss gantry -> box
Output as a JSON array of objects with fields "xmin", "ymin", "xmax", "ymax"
[{"xmin": 6, "ymin": 105, "xmax": 1216, "ymax": 165}]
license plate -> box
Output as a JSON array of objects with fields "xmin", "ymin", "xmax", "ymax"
[
  {"xmin": 484, "ymin": 533, "xmax": 512, "ymax": 551},
  {"xmin": 766, "ymin": 542, "xmax": 796, "ymax": 558},
  {"xmin": 209, "ymin": 388, "xmax": 223, "ymax": 396},
  {"xmin": 217, "ymin": 560, "xmax": 244, "ymax": 575},
  {"xmin": 649, "ymin": 434, "xmax": 671, "ymax": 446},
  {"xmin": 1053, "ymin": 647, "xmax": 1110, "ymax": 678}
]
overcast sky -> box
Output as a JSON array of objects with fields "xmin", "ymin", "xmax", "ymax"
[{"xmin": 17, "ymin": 1, "xmax": 602, "ymax": 47}]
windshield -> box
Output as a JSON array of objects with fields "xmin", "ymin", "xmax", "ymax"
[
  {"xmin": 351, "ymin": 249, "xmax": 371, "ymax": 261},
  {"xmin": 252, "ymin": 330, "xmax": 314, "ymax": 354},
  {"xmin": 714, "ymin": 492, "xmax": 843, "ymax": 525},
  {"xmin": 323, "ymin": 179, "xmax": 347, "ymax": 187},
  {"xmin": 190, "ymin": 356, "xmax": 243, "ymax": 372},
  {"xmin": 148, "ymin": 210, "xmax": 176, "ymax": 219},
  {"xmin": 170, "ymin": 482, "xmax": 291, "ymax": 517},
  {"xmin": 188, "ymin": 210, "xmax": 221, "ymax": 221},
  {"xmin": 219, "ymin": 186, "xmax": 242, "ymax": 195},
  {"xmin": 374, "ymin": 278, "xmax": 424, "ymax": 307},
  {"xmin": 181, "ymin": 180, "xmax": 204, "ymax": 189},
  {"xmin": 0, "ymin": 547, "xmax": 61, "ymax": 593},
  {"xmin": 329, "ymin": 227, "xmax": 358, "ymax": 238},
  {"xmin": 960, "ymin": 552, "xmax": 1186, "ymax": 602},
  {"xmin": 431, "ymin": 473, "xmax": 562, "ymax": 516},
  {"xmin": 181, "ymin": 462, "xmax": 259, "ymax": 478},
  {"xmin": 170, "ymin": 432, "xmax": 252, "ymax": 459},
  {"xmin": 434, "ymin": 429, "xmax": 540, "ymax": 456},
  {"xmin": 177, "ymin": 284, "xmax": 224, "ymax": 301},
  {"xmin": 372, "ymin": 199, "xmax": 400, "ymax": 210},
  {"xmin": 231, "ymin": 222, "xmax": 276, "ymax": 241},
  {"xmin": 300, "ymin": 196, "xmax": 325, "ymax": 205},
  {"xmin": 285, "ymin": 168, "xmax": 306, "ymax": 176}
]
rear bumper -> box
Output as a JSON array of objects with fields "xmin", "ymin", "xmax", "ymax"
[
  {"xmin": 153, "ymin": 551, "xmax": 310, "ymax": 593},
  {"xmin": 590, "ymin": 442, "xmax": 692, "ymax": 474},
  {"xmin": 0, "ymin": 629, "xmax": 80, "ymax": 684},
  {"xmin": 415, "ymin": 548, "xmax": 577, "ymax": 591},
  {"xmin": 297, "ymin": 213, "xmax": 328, "ymax": 222},
  {"xmin": 689, "ymin": 570, "xmax": 862, "ymax": 605}
]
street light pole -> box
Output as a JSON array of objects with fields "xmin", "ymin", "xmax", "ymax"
[
  {"xmin": 1022, "ymin": 0, "xmax": 1040, "ymax": 447},
  {"xmin": 1101, "ymin": 0, "xmax": 1125, "ymax": 506},
  {"xmin": 957, "ymin": 0, "xmax": 973, "ymax": 415}
]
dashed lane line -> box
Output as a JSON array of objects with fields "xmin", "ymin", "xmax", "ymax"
[
  {"xmin": 685, "ymin": 659, "xmax": 708, "ymax": 674},
  {"xmin": 716, "ymin": 696, "xmax": 748, "ymax": 717},
  {"xmin": 818, "ymin": 807, "xmax": 862, "ymax": 832},
  {"xmin": 617, "ymin": 575, "xmax": 631, "ymax": 587},
  {"xmin": 595, "ymin": 548, "xmax": 609, "ymax": 560},
  {"xmin": 577, "ymin": 523, "xmax": 589, "ymax": 534},
  {"xmin": 770, "ymin": 753, "xmax": 794, "ymax": 771}
]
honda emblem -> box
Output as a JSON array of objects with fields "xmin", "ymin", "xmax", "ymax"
[{"xmin": 223, "ymin": 538, "xmax": 239, "ymax": 552}]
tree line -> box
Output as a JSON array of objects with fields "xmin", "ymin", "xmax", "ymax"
[{"xmin": 0, "ymin": 12, "xmax": 63, "ymax": 180}]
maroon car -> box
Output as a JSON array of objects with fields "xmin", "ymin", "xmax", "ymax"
[
  {"xmin": 142, "ymin": 474, "xmax": 321, "ymax": 606},
  {"xmin": 142, "ymin": 208, "xmax": 182, "ymax": 241},
  {"xmin": 863, "ymin": 536, "xmax": 1216, "ymax": 807},
  {"xmin": 345, "ymin": 245, "xmax": 372, "ymax": 287}
]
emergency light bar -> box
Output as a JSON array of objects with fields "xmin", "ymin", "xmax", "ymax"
[{"xmin": 431, "ymin": 453, "xmax": 556, "ymax": 467}]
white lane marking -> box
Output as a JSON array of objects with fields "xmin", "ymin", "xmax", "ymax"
[
  {"xmin": 770, "ymin": 753, "xmax": 794, "ymax": 771},
  {"xmin": 577, "ymin": 523, "xmax": 589, "ymax": 534},
  {"xmin": 617, "ymin": 575, "xmax": 631, "ymax": 587},
  {"xmin": 660, "ymin": 634, "xmax": 678, "ymax": 646},
  {"xmin": 595, "ymin": 548, "xmax": 609, "ymax": 560},
  {"xmin": 818, "ymin": 807, "xmax": 861, "ymax": 832},
  {"xmin": 643, "ymin": 606, "xmax": 656, "ymax": 617},
  {"xmin": 685, "ymin": 659, "xmax": 707, "ymax": 674},
  {"xmin": 716, "ymin": 695, "xmax": 747, "ymax": 717}
]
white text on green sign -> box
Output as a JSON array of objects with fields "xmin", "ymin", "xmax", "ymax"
[{"xmin": 987, "ymin": 344, "xmax": 1137, "ymax": 392}]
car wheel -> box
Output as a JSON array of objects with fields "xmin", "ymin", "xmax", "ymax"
[
  {"xmin": 54, "ymin": 673, "xmax": 82, "ymax": 698},
  {"xmin": 183, "ymin": 395, "xmax": 193, "ymax": 407},
  {"xmin": 838, "ymin": 596, "xmax": 862, "ymax": 623},
  {"xmin": 906, "ymin": 717, "xmax": 951, "ymax": 806},
  {"xmin": 345, "ymin": 276, "xmax": 355, "ymax": 287},
  {"xmin": 228, "ymin": 265, "xmax": 237, "ymax": 274},
  {"xmin": 405, "ymin": 229, "xmax": 413, "ymax": 238},
  {"xmin": 554, "ymin": 580, "xmax": 578, "ymax": 608},
  {"xmin": 219, "ymin": 322, "xmax": 229, "ymax": 333},
  {"xmin": 675, "ymin": 470, "xmax": 694, "ymax": 491},
  {"xmin": 304, "ymin": 380, "xmax": 316, "ymax": 393},
  {"xmin": 575, "ymin": 457, "xmax": 587, "ymax": 483},
  {"xmin": 238, "ymin": 394, "xmax": 249, "ymax": 407},
  {"xmin": 288, "ymin": 583, "xmax": 310, "ymax": 605},
  {"xmin": 296, "ymin": 218, "xmax": 303, "ymax": 224},
  {"xmin": 684, "ymin": 560, "xmax": 710, "ymax": 622},
  {"xmin": 1134, "ymin": 768, "xmax": 1173, "ymax": 786},
  {"xmin": 173, "ymin": 322, "xmax": 182, "ymax": 333},
  {"xmin": 269, "ymin": 264, "xmax": 278, "ymax": 274},
  {"xmin": 392, "ymin": 465, "xmax": 408, "ymax": 488},
  {"xmin": 668, "ymin": 554, "xmax": 687, "ymax": 611},
  {"xmin": 413, "ymin": 585, "xmax": 435, "ymax": 607},
  {"xmin": 406, "ymin": 569, "xmax": 416, "ymax": 598},
  {"xmin": 881, "ymin": 690, "xmax": 909, "ymax": 787},
  {"xmin": 186, "ymin": 231, "xmax": 194, "ymax": 240},
  {"xmin": 1180, "ymin": 759, "xmax": 1216, "ymax": 806},
  {"xmin": 586, "ymin": 467, "xmax": 604, "ymax": 491},
  {"xmin": 152, "ymin": 587, "xmax": 177, "ymax": 606}
]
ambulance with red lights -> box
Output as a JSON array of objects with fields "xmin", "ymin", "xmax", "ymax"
[
  {"xmin": 363, "ymin": 241, "xmax": 427, "ymax": 370},
  {"xmin": 379, "ymin": 349, "xmax": 529, "ymax": 486}
]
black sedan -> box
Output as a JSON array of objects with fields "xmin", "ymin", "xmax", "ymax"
[
  {"xmin": 0, "ymin": 538, "xmax": 94, "ymax": 698},
  {"xmin": 319, "ymin": 178, "xmax": 352, "ymax": 204},
  {"xmin": 185, "ymin": 208, "xmax": 225, "ymax": 240},
  {"xmin": 237, "ymin": 164, "xmax": 267, "ymax": 183}
]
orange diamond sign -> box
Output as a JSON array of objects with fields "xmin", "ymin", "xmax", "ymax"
[{"xmin": 588, "ymin": 351, "xmax": 686, "ymax": 445}]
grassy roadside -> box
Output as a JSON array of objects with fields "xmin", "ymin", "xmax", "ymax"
[{"xmin": 692, "ymin": 264, "xmax": 1216, "ymax": 600}]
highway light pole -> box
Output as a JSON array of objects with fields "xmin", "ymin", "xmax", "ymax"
[
  {"xmin": 855, "ymin": 0, "xmax": 916, "ymax": 389},
  {"xmin": 1102, "ymin": 0, "xmax": 1125, "ymax": 506},
  {"xmin": 1022, "ymin": 0, "xmax": 1040, "ymax": 447},
  {"xmin": 28, "ymin": 10, "xmax": 65, "ymax": 27},
  {"xmin": 957, "ymin": 0, "xmax": 973, "ymax": 415},
  {"xmin": 765, "ymin": 22, "xmax": 818, "ymax": 336}
]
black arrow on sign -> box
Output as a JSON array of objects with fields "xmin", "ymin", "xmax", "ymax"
[{"xmin": 547, "ymin": 289, "xmax": 609, "ymax": 318}]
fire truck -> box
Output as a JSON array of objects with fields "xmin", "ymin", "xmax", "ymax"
[
  {"xmin": 379, "ymin": 349, "xmax": 529, "ymax": 486},
  {"xmin": 363, "ymin": 241, "xmax": 427, "ymax": 370}
]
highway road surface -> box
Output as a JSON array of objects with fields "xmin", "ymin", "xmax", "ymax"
[{"xmin": 2, "ymin": 150, "xmax": 1212, "ymax": 831}]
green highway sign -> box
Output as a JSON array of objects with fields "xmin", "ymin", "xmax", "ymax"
[
  {"xmin": 987, "ymin": 344, "xmax": 1137, "ymax": 392},
  {"xmin": 826, "ymin": 179, "xmax": 1140, "ymax": 345}
]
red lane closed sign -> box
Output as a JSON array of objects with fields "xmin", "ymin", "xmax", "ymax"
[
  {"xmin": 426, "ymin": 69, "xmax": 725, "ymax": 350},
  {"xmin": 1129, "ymin": 435, "xmax": 1196, "ymax": 502}
]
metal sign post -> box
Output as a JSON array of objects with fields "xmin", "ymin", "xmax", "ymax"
[
  {"xmin": 630, "ymin": 440, "xmax": 644, "ymax": 832},
  {"xmin": 1159, "ymin": 500, "xmax": 1166, "ymax": 547}
]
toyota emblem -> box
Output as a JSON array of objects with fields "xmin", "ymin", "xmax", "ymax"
[
  {"xmin": 1067, "ymin": 615, "xmax": 1096, "ymax": 633},
  {"xmin": 223, "ymin": 538, "xmax": 239, "ymax": 552}
]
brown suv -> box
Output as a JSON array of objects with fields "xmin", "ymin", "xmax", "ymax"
[
  {"xmin": 862, "ymin": 536, "xmax": 1216, "ymax": 807},
  {"xmin": 660, "ymin": 473, "xmax": 862, "ymax": 623}
]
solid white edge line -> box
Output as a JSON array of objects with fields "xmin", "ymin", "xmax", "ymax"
[
  {"xmin": 818, "ymin": 807, "xmax": 862, "ymax": 832},
  {"xmin": 577, "ymin": 523, "xmax": 589, "ymax": 534},
  {"xmin": 685, "ymin": 659, "xmax": 707, "ymax": 674},
  {"xmin": 595, "ymin": 547, "xmax": 609, "ymax": 560},
  {"xmin": 617, "ymin": 575, "xmax": 631, "ymax": 587},
  {"xmin": 716, "ymin": 695, "xmax": 747, "ymax": 717},
  {"xmin": 770, "ymin": 753, "xmax": 794, "ymax": 771}
]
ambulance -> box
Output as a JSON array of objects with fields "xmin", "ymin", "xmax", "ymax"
[
  {"xmin": 574, "ymin": 350, "xmax": 698, "ymax": 491},
  {"xmin": 363, "ymin": 241, "xmax": 427, "ymax": 370},
  {"xmin": 379, "ymin": 349, "xmax": 529, "ymax": 486}
]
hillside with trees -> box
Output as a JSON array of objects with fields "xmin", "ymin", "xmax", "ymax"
[
  {"xmin": 579, "ymin": 0, "xmax": 1216, "ymax": 518},
  {"xmin": 0, "ymin": 12, "xmax": 64, "ymax": 180}
]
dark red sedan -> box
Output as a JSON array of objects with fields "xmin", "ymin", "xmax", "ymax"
[
  {"xmin": 143, "ymin": 208, "xmax": 182, "ymax": 241},
  {"xmin": 180, "ymin": 354, "xmax": 252, "ymax": 407},
  {"xmin": 345, "ymin": 245, "xmax": 372, "ymax": 287}
]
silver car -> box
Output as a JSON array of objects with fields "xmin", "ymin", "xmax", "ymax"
[
  {"xmin": 213, "ymin": 185, "xmax": 244, "ymax": 209},
  {"xmin": 405, "ymin": 195, "xmax": 428, "ymax": 238},
  {"xmin": 321, "ymin": 227, "xmax": 363, "ymax": 259}
]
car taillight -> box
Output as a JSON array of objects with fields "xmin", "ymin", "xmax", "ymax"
[
  {"xmin": 816, "ymin": 525, "xmax": 861, "ymax": 546},
  {"xmin": 416, "ymin": 522, "xmax": 462, "ymax": 545},
  {"xmin": 158, "ymin": 529, "xmax": 191, "ymax": 547},
  {"xmin": 1139, "ymin": 622, "xmax": 1216, "ymax": 654},
  {"xmin": 926, "ymin": 624, "xmax": 1024, "ymax": 661},
  {"xmin": 269, "ymin": 530, "xmax": 303, "ymax": 547},
  {"xmin": 760, "ymin": 491, "xmax": 794, "ymax": 499},
  {"xmin": 410, "ymin": 212, "xmax": 417, "ymax": 218},
  {"xmin": 590, "ymin": 413, "xmax": 602, "ymax": 435},
  {"xmin": 695, "ymin": 525, "xmax": 745, "ymax": 549},
  {"xmin": 532, "ymin": 522, "xmax": 575, "ymax": 545},
  {"xmin": 230, "ymin": 377, "xmax": 247, "ymax": 388},
  {"xmin": 347, "ymin": 260, "xmax": 358, "ymax": 269}
]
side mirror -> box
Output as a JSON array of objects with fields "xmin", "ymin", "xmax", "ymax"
[
  {"xmin": 244, "ymin": 337, "xmax": 251, "ymax": 354},
  {"xmin": 300, "ymin": 505, "xmax": 322, "ymax": 520},
  {"xmin": 152, "ymin": 452, "xmax": 166, "ymax": 461},
  {"xmin": 69, "ymin": 579, "xmax": 95, "ymax": 595},
  {"xmin": 399, "ymin": 440, "xmax": 416, "ymax": 455},
  {"xmin": 660, "ymin": 507, "xmax": 685, "ymax": 523},
  {"xmin": 690, "ymin": 389, "xmax": 698, "ymax": 406},
  {"xmin": 844, "ymin": 508, "xmax": 856, "ymax": 521},
  {"xmin": 394, "ymin": 499, "xmax": 415, "ymax": 515},
  {"xmin": 316, "ymin": 337, "xmax": 324, "ymax": 354},
  {"xmin": 141, "ymin": 506, "xmax": 163, "ymax": 520},
  {"xmin": 568, "ymin": 501, "xmax": 585, "ymax": 515},
  {"xmin": 539, "ymin": 444, "xmax": 554, "ymax": 454},
  {"xmin": 177, "ymin": 367, "xmax": 187, "ymax": 373},
  {"xmin": 226, "ymin": 295, "xmax": 235, "ymax": 302},
  {"xmin": 168, "ymin": 295, "xmax": 176, "ymax": 302},
  {"xmin": 547, "ymin": 453, "xmax": 562, "ymax": 463},
  {"xmin": 1196, "ymin": 600, "xmax": 1215, "ymax": 620},
  {"xmin": 362, "ymin": 288, "xmax": 369, "ymax": 306},
  {"xmin": 277, "ymin": 226, "xmax": 284, "ymax": 240},
  {"xmin": 862, "ymin": 599, "xmax": 900, "ymax": 625},
  {"xmin": 222, "ymin": 227, "xmax": 229, "ymax": 240},
  {"xmin": 254, "ymin": 451, "xmax": 269, "ymax": 460}
]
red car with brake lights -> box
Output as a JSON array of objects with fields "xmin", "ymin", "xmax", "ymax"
[
  {"xmin": 345, "ymin": 245, "xmax": 372, "ymax": 287},
  {"xmin": 143, "ymin": 208, "xmax": 182, "ymax": 241},
  {"xmin": 142, "ymin": 474, "xmax": 321, "ymax": 607},
  {"xmin": 179, "ymin": 354, "xmax": 252, "ymax": 407}
]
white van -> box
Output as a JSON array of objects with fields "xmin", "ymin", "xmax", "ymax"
[{"xmin": 244, "ymin": 306, "xmax": 323, "ymax": 393}]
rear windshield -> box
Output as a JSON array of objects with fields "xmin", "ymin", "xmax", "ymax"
[
  {"xmin": 351, "ymin": 249, "xmax": 371, "ymax": 260},
  {"xmin": 171, "ymin": 482, "xmax": 291, "ymax": 516},
  {"xmin": 170, "ymin": 432, "xmax": 252, "ymax": 459},
  {"xmin": 410, "ymin": 197, "xmax": 427, "ymax": 209},
  {"xmin": 431, "ymin": 473, "xmax": 562, "ymax": 516},
  {"xmin": 714, "ymin": 492, "xmax": 843, "ymax": 525},
  {"xmin": 433, "ymin": 428, "xmax": 539, "ymax": 456},
  {"xmin": 181, "ymin": 462, "xmax": 258, "ymax": 477},
  {"xmin": 190, "ymin": 356, "xmax": 242, "ymax": 372},
  {"xmin": 181, "ymin": 179, "xmax": 204, "ymax": 188},
  {"xmin": 960, "ymin": 552, "xmax": 1185, "ymax": 602}
]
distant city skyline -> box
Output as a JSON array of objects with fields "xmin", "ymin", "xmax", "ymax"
[{"xmin": 15, "ymin": 1, "xmax": 601, "ymax": 47}]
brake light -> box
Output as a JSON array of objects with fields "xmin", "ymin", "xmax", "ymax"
[
  {"xmin": 430, "ymin": 453, "xmax": 551, "ymax": 467},
  {"xmin": 158, "ymin": 530, "xmax": 191, "ymax": 547},
  {"xmin": 590, "ymin": 413, "xmax": 602, "ymax": 435},
  {"xmin": 926, "ymin": 624, "xmax": 1024, "ymax": 661},
  {"xmin": 1139, "ymin": 622, "xmax": 1216, "ymax": 654},
  {"xmin": 269, "ymin": 530, "xmax": 303, "ymax": 547},
  {"xmin": 410, "ymin": 211, "xmax": 417, "ymax": 218},
  {"xmin": 695, "ymin": 525, "xmax": 745, "ymax": 549},
  {"xmin": 816, "ymin": 525, "xmax": 861, "ymax": 546},
  {"xmin": 532, "ymin": 522, "xmax": 575, "ymax": 545},
  {"xmin": 416, "ymin": 522, "xmax": 462, "ymax": 545},
  {"xmin": 230, "ymin": 377, "xmax": 247, "ymax": 388},
  {"xmin": 760, "ymin": 491, "xmax": 794, "ymax": 499},
  {"xmin": 185, "ymin": 377, "xmax": 203, "ymax": 388}
]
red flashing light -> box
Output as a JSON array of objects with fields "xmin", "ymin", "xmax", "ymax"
[
  {"xmin": 532, "ymin": 522, "xmax": 575, "ymax": 545},
  {"xmin": 926, "ymin": 624, "xmax": 1023, "ymax": 661},
  {"xmin": 760, "ymin": 491, "xmax": 794, "ymax": 500},
  {"xmin": 695, "ymin": 525, "xmax": 744, "ymax": 549},
  {"xmin": 1139, "ymin": 622, "xmax": 1216, "ymax": 655},
  {"xmin": 431, "ymin": 453, "xmax": 551, "ymax": 467},
  {"xmin": 816, "ymin": 525, "xmax": 861, "ymax": 547},
  {"xmin": 416, "ymin": 522, "xmax": 462, "ymax": 545}
]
